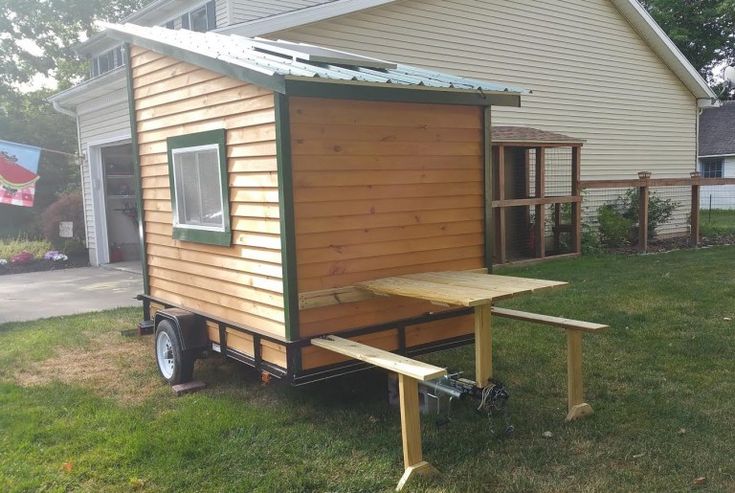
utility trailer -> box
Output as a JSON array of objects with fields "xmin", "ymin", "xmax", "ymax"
[{"xmin": 103, "ymin": 23, "xmax": 607, "ymax": 490}]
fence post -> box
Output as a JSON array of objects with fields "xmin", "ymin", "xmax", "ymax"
[
  {"xmin": 571, "ymin": 145, "xmax": 582, "ymax": 254},
  {"xmin": 638, "ymin": 171, "xmax": 651, "ymax": 252},
  {"xmin": 689, "ymin": 171, "xmax": 701, "ymax": 247},
  {"xmin": 535, "ymin": 147, "xmax": 546, "ymax": 259}
]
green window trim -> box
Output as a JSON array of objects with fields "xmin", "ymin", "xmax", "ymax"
[{"xmin": 167, "ymin": 128, "xmax": 231, "ymax": 247}]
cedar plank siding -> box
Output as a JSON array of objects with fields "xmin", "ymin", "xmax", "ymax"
[
  {"xmin": 276, "ymin": 0, "xmax": 699, "ymax": 180},
  {"xmin": 130, "ymin": 46, "xmax": 286, "ymax": 343},
  {"xmin": 290, "ymin": 97, "xmax": 482, "ymax": 366}
]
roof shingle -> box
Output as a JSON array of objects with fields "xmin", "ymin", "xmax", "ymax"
[{"xmin": 699, "ymin": 101, "xmax": 735, "ymax": 157}]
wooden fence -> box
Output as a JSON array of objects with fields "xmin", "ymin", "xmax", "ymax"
[{"xmin": 580, "ymin": 172, "xmax": 735, "ymax": 252}]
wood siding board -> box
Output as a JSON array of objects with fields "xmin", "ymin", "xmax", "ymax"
[
  {"xmin": 132, "ymin": 47, "xmax": 286, "ymax": 337},
  {"xmin": 290, "ymin": 97, "xmax": 484, "ymax": 336}
]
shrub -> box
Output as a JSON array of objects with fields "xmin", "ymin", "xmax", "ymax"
[
  {"xmin": 40, "ymin": 192, "xmax": 85, "ymax": 251},
  {"xmin": 0, "ymin": 237, "xmax": 53, "ymax": 259},
  {"xmin": 597, "ymin": 204, "xmax": 634, "ymax": 247}
]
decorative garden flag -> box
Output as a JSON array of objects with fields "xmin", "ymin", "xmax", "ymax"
[{"xmin": 0, "ymin": 139, "xmax": 41, "ymax": 208}]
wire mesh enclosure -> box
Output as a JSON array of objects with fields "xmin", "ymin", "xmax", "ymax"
[
  {"xmin": 580, "ymin": 172, "xmax": 735, "ymax": 251},
  {"xmin": 491, "ymin": 127, "xmax": 583, "ymax": 264}
]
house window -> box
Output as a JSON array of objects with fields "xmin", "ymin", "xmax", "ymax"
[
  {"xmin": 91, "ymin": 46, "xmax": 124, "ymax": 77},
  {"xmin": 167, "ymin": 129, "xmax": 230, "ymax": 246},
  {"xmin": 701, "ymin": 158, "xmax": 724, "ymax": 178},
  {"xmin": 181, "ymin": 1, "xmax": 216, "ymax": 32}
]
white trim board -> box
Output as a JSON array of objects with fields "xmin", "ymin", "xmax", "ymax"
[{"xmin": 86, "ymin": 133, "xmax": 133, "ymax": 266}]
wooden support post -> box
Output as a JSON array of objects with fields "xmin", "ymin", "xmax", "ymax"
[
  {"xmin": 566, "ymin": 330, "xmax": 593, "ymax": 421},
  {"xmin": 396, "ymin": 374, "xmax": 437, "ymax": 491},
  {"xmin": 571, "ymin": 146, "xmax": 582, "ymax": 254},
  {"xmin": 474, "ymin": 303, "xmax": 492, "ymax": 388},
  {"xmin": 535, "ymin": 147, "xmax": 546, "ymax": 258},
  {"xmin": 691, "ymin": 181, "xmax": 701, "ymax": 247},
  {"xmin": 497, "ymin": 145, "xmax": 506, "ymax": 264},
  {"xmin": 553, "ymin": 203, "xmax": 561, "ymax": 252},
  {"xmin": 638, "ymin": 180, "xmax": 649, "ymax": 253}
]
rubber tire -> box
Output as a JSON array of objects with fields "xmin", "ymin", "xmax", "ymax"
[{"xmin": 154, "ymin": 319, "xmax": 195, "ymax": 385}]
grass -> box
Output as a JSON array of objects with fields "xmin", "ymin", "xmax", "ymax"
[
  {"xmin": 0, "ymin": 236, "xmax": 53, "ymax": 259},
  {"xmin": 2, "ymin": 247, "xmax": 735, "ymax": 491},
  {"xmin": 700, "ymin": 208, "xmax": 735, "ymax": 237}
]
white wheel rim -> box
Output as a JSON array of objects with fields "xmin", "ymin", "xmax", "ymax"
[{"xmin": 156, "ymin": 330, "xmax": 175, "ymax": 379}]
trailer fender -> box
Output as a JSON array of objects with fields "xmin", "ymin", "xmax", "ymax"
[{"xmin": 154, "ymin": 308, "xmax": 209, "ymax": 351}]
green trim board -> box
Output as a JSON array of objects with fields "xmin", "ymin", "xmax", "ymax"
[
  {"xmin": 166, "ymin": 128, "xmax": 232, "ymax": 247},
  {"xmin": 483, "ymin": 106, "xmax": 494, "ymax": 272},
  {"xmin": 275, "ymin": 93, "xmax": 301, "ymax": 345},
  {"xmin": 124, "ymin": 43, "xmax": 150, "ymax": 295},
  {"xmin": 284, "ymin": 79, "xmax": 521, "ymax": 107}
]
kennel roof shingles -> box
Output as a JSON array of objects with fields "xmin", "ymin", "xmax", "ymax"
[
  {"xmin": 699, "ymin": 101, "xmax": 735, "ymax": 157},
  {"xmin": 101, "ymin": 23, "xmax": 529, "ymax": 101},
  {"xmin": 491, "ymin": 126, "xmax": 584, "ymax": 145}
]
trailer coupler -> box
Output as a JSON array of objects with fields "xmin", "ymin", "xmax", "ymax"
[{"xmin": 420, "ymin": 373, "xmax": 514, "ymax": 436}]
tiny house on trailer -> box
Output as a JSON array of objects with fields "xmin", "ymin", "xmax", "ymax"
[{"xmin": 103, "ymin": 23, "xmax": 607, "ymax": 489}]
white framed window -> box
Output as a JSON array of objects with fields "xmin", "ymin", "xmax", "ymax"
[
  {"xmin": 167, "ymin": 129, "xmax": 230, "ymax": 246},
  {"xmin": 180, "ymin": 1, "xmax": 216, "ymax": 33},
  {"xmin": 701, "ymin": 158, "xmax": 724, "ymax": 178}
]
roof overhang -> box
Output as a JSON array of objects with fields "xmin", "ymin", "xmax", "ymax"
[
  {"xmin": 98, "ymin": 23, "xmax": 526, "ymax": 108},
  {"xmin": 48, "ymin": 67, "xmax": 126, "ymax": 111},
  {"xmin": 221, "ymin": 0, "xmax": 719, "ymax": 106}
]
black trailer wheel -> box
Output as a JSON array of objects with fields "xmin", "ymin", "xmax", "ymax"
[{"xmin": 155, "ymin": 319, "xmax": 195, "ymax": 385}]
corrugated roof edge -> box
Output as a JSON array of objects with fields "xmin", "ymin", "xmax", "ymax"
[{"xmin": 99, "ymin": 22, "xmax": 529, "ymax": 107}]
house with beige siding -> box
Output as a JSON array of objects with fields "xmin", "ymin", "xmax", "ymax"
[{"xmin": 51, "ymin": 0, "xmax": 716, "ymax": 267}]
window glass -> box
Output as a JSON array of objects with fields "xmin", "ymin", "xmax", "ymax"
[
  {"xmin": 702, "ymin": 159, "xmax": 724, "ymax": 178},
  {"xmin": 190, "ymin": 6, "xmax": 208, "ymax": 32},
  {"xmin": 172, "ymin": 146, "xmax": 223, "ymax": 229}
]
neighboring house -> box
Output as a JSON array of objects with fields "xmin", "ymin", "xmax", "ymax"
[
  {"xmin": 50, "ymin": 0, "xmax": 717, "ymax": 266},
  {"xmin": 698, "ymin": 101, "xmax": 735, "ymax": 209}
]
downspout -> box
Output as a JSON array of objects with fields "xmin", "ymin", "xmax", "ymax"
[{"xmin": 51, "ymin": 99, "xmax": 92, "ymax": 255}]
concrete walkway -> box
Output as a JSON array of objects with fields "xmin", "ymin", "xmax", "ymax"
[{"xmin": 0, "ymin": 266, "xmax": 142, "ymax": 324}]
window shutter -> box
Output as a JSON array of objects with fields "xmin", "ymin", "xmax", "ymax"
[
  {"xmin": 207, "ymin": 1, "xmax": 216, "ymax": 29},
  {"xmin": 181, "ymin": 14, "xmax": 189, "ymax": 29}
]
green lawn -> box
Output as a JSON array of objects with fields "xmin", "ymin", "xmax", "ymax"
[
  {"xmin": 2, "ymin": 247, "xmax": 735, "ymax": 492},
  {"xmin": 700, "ymin": 209, "xmax": 735, "ymax": 237}
]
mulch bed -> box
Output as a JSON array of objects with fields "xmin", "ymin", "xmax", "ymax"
[
  {"xmin": 609, "ymin": 233, "xmax": 735, "ymax": 255},
  {"xmin": 0, "ymin": 254, "xmax": 89, "ymax": 275}
]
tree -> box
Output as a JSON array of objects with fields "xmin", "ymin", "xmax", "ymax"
[
  {"xmin": 0, "ymin": 0, "xmax": 150, "ymax": 100},
  {"xmin": 0, "ymin": 1, "xmax": 150, "ymax": 236},
  {"xmin": 641, "ymin": 0, "xmax": 735, "ymax": 90}
]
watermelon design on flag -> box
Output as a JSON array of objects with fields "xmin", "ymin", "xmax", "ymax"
[{"xmin": 0, "ymin": 153, "xmax": 39, "ymax": 189}]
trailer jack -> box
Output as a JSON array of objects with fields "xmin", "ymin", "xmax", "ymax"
[{"xmin": 419, "ymin": 373, "xmax": 514, "ymax": 436}]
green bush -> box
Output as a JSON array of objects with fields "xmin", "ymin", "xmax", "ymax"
[
  {"xmin": 40, "ymin": 192, "xmax": 85, "ymax": 251},
  {"xmin": 597, "ymin": 204, "xmax": 634, "ymax": 247},
  {"xmin": 0, "ymin": 237, "xmax": 53, "ymax": 259}
]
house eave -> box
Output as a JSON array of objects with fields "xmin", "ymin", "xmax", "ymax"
[{"xmin": 48, "ymin": 67, "xmax": 127, "ymax": 111}]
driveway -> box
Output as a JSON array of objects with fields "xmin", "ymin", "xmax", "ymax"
[{"xmin": 0, "ymin": 266, "xmax": 142, "ymax": 324}]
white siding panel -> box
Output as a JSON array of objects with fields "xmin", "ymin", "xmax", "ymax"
[
  {"xmin": 275, "ymin": 0, "xmax": 698, "ymax": 181},
  {"xmin": 229, "ymin": 0, "xmax": 335, "ymax": 24},
  {"xmin": 77, "ymin": 86, "xmax": 131, "ymax": 265},
  {"xmin": 216, "ymin": 0, "xmax": 228, "ymax": 27},
  {"xmin": 701, "ymin": 156, "xmax": 735, "ymax": 209}
]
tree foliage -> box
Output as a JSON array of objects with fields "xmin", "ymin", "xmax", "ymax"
[
  {"xmin": 0, "ymin": 0, "xmax": 149, "ymax": 99},
  {"xmin": 642, "ymin": 0, "xmax": 735, "ymax": 85}
]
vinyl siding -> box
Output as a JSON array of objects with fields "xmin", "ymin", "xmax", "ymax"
[
  {"xmin": 77, "ymin": 88, "xmax": 131, "ymax": 265},
  {"xmin": 130, "ymin": 46, "xmax": 287, "ymax": 342},
  {"xmin": 228, "ymin": 0, "xmax": 335, "ymax": 24},
  {"xmin": 275, "ymin": 0, "xmax": 699, "ymax": 181}
]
